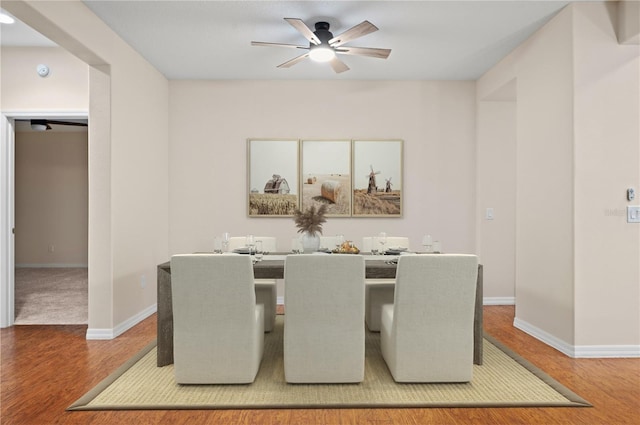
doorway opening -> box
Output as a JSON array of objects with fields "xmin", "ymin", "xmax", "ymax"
[{"xmin": 3, "ymin": 113, "xmax": 88, "ymax": 325}]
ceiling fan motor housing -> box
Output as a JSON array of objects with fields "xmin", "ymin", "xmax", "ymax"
[{"xmin": 312, "ymin": 21, "xmax": 333, "ymax": 46}]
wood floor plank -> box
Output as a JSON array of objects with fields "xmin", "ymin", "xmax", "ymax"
[{"xmin": 2, "ymin": 306, "xmax": 639, "ymax": 424}]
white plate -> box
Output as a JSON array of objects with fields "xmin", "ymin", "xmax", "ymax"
[{"xmin": 387, "ymin": 246, "xmax": 408, "ymax": 252}]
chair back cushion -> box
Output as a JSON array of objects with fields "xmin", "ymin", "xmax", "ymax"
[
  {"xmin": 285, "ymin": 254, "xmax": 365, "ymax": 320},
  {"xmin": 171, "ymin": 254, "xmax": 257, "ymax": 331},
  {"xmin": 393, "ymin": 254, "xmax": 477, "ymax": 330}
]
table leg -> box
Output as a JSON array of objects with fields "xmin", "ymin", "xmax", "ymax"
[
  {"xmin": 474, "ymin": 265, "xmax": 484, "ymax": 365},
  {"xmin": 157, "ymin": 266, "xmax": 174, "ymax": 367}
]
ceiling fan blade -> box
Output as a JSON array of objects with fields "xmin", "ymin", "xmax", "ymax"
[
  {"xmin": 45, "ymin": 120, "xmax": 88, "ymax": 127},
  {"xmin": 335, "ymin": 46, "xmax": 391, "ymax": 59},
  {"xmin": 20, "ymin": 119, "xmax": 88, "ymax": 131},
  {"xmin": 329, "ymin": 20, "xmax": 378, "ymax": 47},
  {"xmin": 277, "ymin": 52, "xmax": 310, "ymax": 68},
  {"xmin": 284, "ymin": 18, "xmax": 320, "ymax": 45},
  {"xmin": 329, "ymin": 57, "xmax": 350, "ymax": 74},
  {"xmin": 251, "ymin": 41, "xmax": 309, "ymax": 50},
  {"xmin": 17, "ymin": 118, "xmax": 87, "ymax": 127}
]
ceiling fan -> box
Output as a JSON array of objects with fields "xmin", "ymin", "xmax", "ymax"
[
  {"xmin": 251, "ymin": 18, "xmax": 391, "ymax": 73},
  {"xmin": 17, "ymin": 119, "xmax": 88, "ymax": 131}
]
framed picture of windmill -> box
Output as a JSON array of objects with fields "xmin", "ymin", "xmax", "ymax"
[{"xmin": 351, "ymin": 140, "xmax": 403, "ymax": 217}]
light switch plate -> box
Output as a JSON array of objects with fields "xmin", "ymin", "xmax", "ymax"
[
  {"xmin": 628, "ymin": 206, "xmax": 640, "ymax": 223},
  {"xmin": 486, "ymin": 208, "xmax": 494, "ymax": 220}
]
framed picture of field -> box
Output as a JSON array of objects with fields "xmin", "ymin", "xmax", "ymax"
[
  {"xmin": 300, "ymin": 140, "xmax": 352, "ymax": 217},
  {"xmin": 352, "ymin": 140, "xmax": 403, "ymax": 217},
  {"xmin": 247, "ymin": 139, "xmax": 299, "ymax": 217}
]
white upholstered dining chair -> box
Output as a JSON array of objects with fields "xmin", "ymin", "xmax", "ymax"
[
  {"xmin": 284, "ymin": 254, "xmax": 366, "ymax": 383},
  {"xmin": 381, "ymin": 254, "xmax": 478, "ymax": 383},
  {"xmin": 361, "ymin": 236, "xmax": 410, "ymax": 331},
  {"xmin": 227, "ymin": 236, "xmax": 278, "ymax": 332},
  {"xmin": 170, "ymin": 254, "xmax": 264, "ymax": 384}
]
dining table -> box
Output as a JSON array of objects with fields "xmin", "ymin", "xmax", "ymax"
[{"xmin": 156, "ymin": 254, "xmax": 483, "ymax": 367}]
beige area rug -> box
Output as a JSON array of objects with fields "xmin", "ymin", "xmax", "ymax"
[
  {"xmin": 14, "ymin": 267, "xmax": 88, "ymax": 325},
  {"xmin": 69, "ymin": 316, "xmax": 590, "ymax": 410}
]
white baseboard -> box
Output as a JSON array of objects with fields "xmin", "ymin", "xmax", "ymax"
[
  {"xmin": 514, "ymin": 316, "xmax": 640, "ymax": 358},
  {"xmin": 513, "ymin": 317, "xmax": 575, "ymax": 357},
  {"xmin": 85, "ymin": 328, "xmax": 113, "ymax": 340},
  {"xmin": 15, "ymin": 263, "xmax": 88, "ymax": 268},
  {"xmin": 483, "ymin": 297, "xmax": 515, "ymax": 305},
  {"xmin": 86, "ymin": 303, "xmax": 157, "ymax": 340},
  {"xmin": 573, "ymin": 344, "xmax": 640, "ymax": 358}
]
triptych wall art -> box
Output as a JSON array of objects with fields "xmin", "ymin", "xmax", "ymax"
[{"xmin": 247, "ymin": 139, "xmax": 403, "ymax": 218}]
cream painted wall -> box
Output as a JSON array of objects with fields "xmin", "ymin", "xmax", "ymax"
[
  {"xmin": 3, "ymin": 1, "xmax": 170, "ymax": 335},
  {"xmin": 475, "ymin": 100, "xmax": 516, "ymax": 301},
  {"xmin": 514, "ymin": 6, "xmax": 576, "ymax": 345},
  {"xmin": 168, "ymin": 80, "xmax": 477, "ymax": 261},
  {"xmin": 15, "ymin": 131, "xmax": 88, "ymax": 266},
  {"xmin": 481, "ymin": 6, "xmax": 576, "ymax": 344},
  {"xmin": 477, "ymin": 2, "xmax": 640, "ymax": 351},
  {"xmin": 1, "ymin": 47, "xmax": 88, "ymax": 109},
  {"xmin": 572, "ymin": 2, "xmax": 640, "ymax": 347}
]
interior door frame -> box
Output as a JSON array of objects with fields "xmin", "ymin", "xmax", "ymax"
[{"xmin": 0, "ymin": 110, "xmax": 88, "ymax": 328}]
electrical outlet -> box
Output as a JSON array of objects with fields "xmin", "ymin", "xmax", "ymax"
[
  {"xmin": 140, "ymin": 275, "xmax": 146, "ymax": 288},
  {"xmin": 48, "ymin": 245, "xmax": 55, "ymax": 253}
]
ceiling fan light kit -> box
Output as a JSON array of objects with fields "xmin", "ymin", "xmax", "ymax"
[
  {"xmin": 0, "ymin": 12, "xmax": 15, "ymax": 24},
  {"xmin": 30, "ymin": 120, "xmax": 51, "ymax": 131},
  {"xmin": 309, "ymin": 46, "xmax": 334, "ymax": 62},
  {"xmin": 251, "ymin": 18, "xmax": 391, "ymax": 73}
]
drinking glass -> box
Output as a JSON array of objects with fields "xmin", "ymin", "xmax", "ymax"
[
  {"xmin": 246, "ymin": 234, "xmax": 255, "ymax": 255},
  {"xmin": 433, "ymin": 240, "xmax": 442, "ymax": 254},
  {"xmin": 335, "ymin": 234, "xmax": 344, "ymax": 252},
  {"xmin": 222, "ymin": 232, "xmax": 230, "ymax": 253},
  {"xmin": 371, "ymin": 236, "xmax": 379, "ymax": 255},
  {"xmin": 422, "ymin": 234, "xmax": 433, "ymax": 253},
  {"xmin": 378, "ymin": 232, "xmax": 387, "ymax": 254},
  {"xmin": 255, "ymin": 240, "xmax": 263, "ymax": 262},
  {"xmin": 214, "ymin": 237, "xmax": 222, "ymax": 254},
  {"xmin": 291, "ymin": 237, "xmax": 301, "ymax": 254}
]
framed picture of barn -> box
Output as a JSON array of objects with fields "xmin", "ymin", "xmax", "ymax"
[
  {"xmin": 300, "ymin": 140, "xmax": 352, "ymax": 217},
  {"xmin": 247, "ymin": 139, "xmax": 300, "ymax": 217},
  {"xmin": 351, "ymin": 140, "xmax": 403, "ymax": 217}
]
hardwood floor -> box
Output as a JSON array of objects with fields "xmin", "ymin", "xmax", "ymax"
[{"xmin": 1, "ymin": 306, "xmax": 638, "ymax": 424}]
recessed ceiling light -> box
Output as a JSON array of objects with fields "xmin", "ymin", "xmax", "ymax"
[{"xmin": 0, "ymin": 12, "xmax": 15, "ymax": 24}]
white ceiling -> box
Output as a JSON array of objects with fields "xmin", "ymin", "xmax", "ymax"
[{"xmin": 1, "ymin": 1, "xmax": 577, "ymax": 80}]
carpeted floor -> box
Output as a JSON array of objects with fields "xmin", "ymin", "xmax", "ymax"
[
  {"xmin": 14, "ymin": 267, "xmax": 88, "ymax": 325},
  {"xmin": 69, "ymin": 316, "xmax": 590, "ymax": 411}
]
